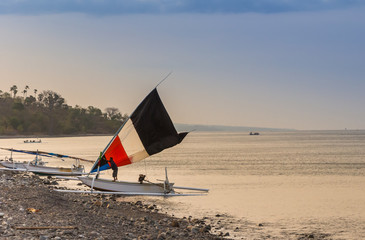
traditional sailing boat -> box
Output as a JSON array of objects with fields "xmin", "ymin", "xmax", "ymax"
[
  {"xmin": 57, "ymin": 88, "xmax": 209, "ymax": 196},
  {"xmin": 0, "ymin": 147, "xmax": 92, "ymax": 176}
]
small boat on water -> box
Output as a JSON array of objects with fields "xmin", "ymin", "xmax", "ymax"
[
  {"xmin": 249, "ymin": 132, "xmax": 260, "ymax": 135},
  {"xmin": 24, "ymin": 138, "xmax": 42, "ymax": 143}
]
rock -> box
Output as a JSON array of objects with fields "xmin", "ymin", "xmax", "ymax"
[
  {"xmin": 89, "ymin": 231, "xmax": 100, "ymax": 237},
  {"xmin": 157, "ymin": 232, "xmax": 166, "ymax": 240},
  {"xmin": 258, "ymin": 223, "xmax": 264, "ymax": 227},
  {"xmin": 61, "ymin": 230, "xmax": 75, "ymax": 235},
  {"xmin": 94, "ymin": 200, "xmax": 103, "ymax": 207},
  {"xmin": 126, "ymin": 233, "xmax": 135, "ymax": 238},
  {"xmin": 200, "ymin": 225, "xmax": 211, "ymax": 233},
  {"xmin": 191, "ymin": 226, "xmax": 200, "ymax": 234},
  {"xmin": 43, "ymin": 180, "xmax": 51, "ymax": 185},
  {"xmin": 39, "ymin": 235, "xmax": 49, "ymax": 240},
  {"xmin": 171, "ymin": 220, "xmax": 179, "ymax": 227},
  {"xmin": 0, "ymin": 213, "xmax": 4, "ymax": 218},
  {"xmin": 224, "ymin": 232, "xmax": 230, "ymax": 236}
]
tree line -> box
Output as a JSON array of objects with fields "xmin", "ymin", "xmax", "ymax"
[{"xmin": 0, "ymin": 85, "xmax": 128, "ymax": 136}]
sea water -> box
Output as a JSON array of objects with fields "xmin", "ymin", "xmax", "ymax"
[{"xmin": 1, "ymin": 131, "xmax": 365, "ymax": 239}]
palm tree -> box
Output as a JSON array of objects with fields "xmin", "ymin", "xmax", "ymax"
[
  {"xmin": 10, "ymin": 85, "xmax": 18, "ymax": 98},
  {"xmin": 24, "ymin": 85, "xmax": 29, "ymax": 98},
  {"xmin": 34, "ymin": 89, "xmax": 38, "ymax": 98}
]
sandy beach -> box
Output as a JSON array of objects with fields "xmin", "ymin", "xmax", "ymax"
[{"xmin": 0, "ymin": 171, "xmax": 223, "ymax": 240}]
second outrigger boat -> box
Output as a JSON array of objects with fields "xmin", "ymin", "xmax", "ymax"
[{"xmin": 0, "ymin": 147, "xmax": 92, "ymax": 176}]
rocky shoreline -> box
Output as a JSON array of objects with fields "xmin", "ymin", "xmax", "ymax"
[{"xmin": 0, "ymin": 171, "xmax": 225, "ymax": 240}]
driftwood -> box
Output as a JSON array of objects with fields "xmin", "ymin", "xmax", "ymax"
[{"xmin": 16, "ymin": 226, "xmax": 76, "ymax": 230}]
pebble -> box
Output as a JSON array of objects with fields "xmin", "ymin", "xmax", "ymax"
[
  {"xmin": 157, "ymin": 232, "xmax": 166, "ymax": 240},
  {"xmin": 171, "ymin": 219, "xmax": 180, "ymax": 227}
]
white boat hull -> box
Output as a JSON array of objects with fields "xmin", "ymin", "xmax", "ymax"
[
  {"xmin": 78, "ymin": 176, "xmax": 173, "ymax": 194},
  {"xmin": 25, "ymin": 165, "xmax": 84, "ymax": 176},
  {"xmin": 0, "ymin": 161, "xmax": 27, "ymax": 170}
]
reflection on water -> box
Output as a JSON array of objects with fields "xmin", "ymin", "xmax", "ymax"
[{"xmin": 1, "ymin": 131, "xmax": 365, "ymax": 239}]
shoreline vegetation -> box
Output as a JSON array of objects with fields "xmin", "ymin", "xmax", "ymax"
[
  {"xmin": 1, "ymin": 85, "xmax": 296, "ymax": 137},
  {"xmin": 0, "ymin": 171, "xmax": 224, "ymax": 240},
  {"xmin": 0, "ymin": 85, "xmax": 128, "ymax": 136}
]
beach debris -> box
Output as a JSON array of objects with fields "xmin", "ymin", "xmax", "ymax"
[{"xmin": 26, "ymin": 208, "xmax": 40, "ymax": 213}]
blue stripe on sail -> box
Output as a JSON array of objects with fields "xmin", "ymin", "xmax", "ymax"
[{"xmin": 90, "ymin": 164, "xmax": 110, "ymax": 173}]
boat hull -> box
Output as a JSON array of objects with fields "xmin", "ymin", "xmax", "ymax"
[
  {"xmin": 0, "ymin": 161, "xmax": 27, "ymax": 170},
  {"xmin": 78, "ymin": 176, "xmax": 173, "ymax": 194},
  {"xmin": 25, "ymin": 165, "xmax": 84, "ymax": 176}
]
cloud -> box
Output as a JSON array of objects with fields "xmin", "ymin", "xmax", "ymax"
[{"xmin": 0, "ymin": 0, "xmax": 365, "ymax": 15}]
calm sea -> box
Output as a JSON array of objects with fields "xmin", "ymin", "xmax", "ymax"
[{"xmin": 1, "ymin": 131, "xmax": 365, "ymax": 239}]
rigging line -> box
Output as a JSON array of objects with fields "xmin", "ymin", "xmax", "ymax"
[{"xmin": 155, "ymin": 71, "xmax": 172, "ymax": 89}]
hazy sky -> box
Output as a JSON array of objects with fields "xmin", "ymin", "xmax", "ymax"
[{"xmin": 1, "ymin": 0, "xmax": 364, "ymax": 130}]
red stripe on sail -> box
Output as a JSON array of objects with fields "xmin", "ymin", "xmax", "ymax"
[{"xmin": 104, "ymin": 135, "xmax": 132, "ymax": 167}]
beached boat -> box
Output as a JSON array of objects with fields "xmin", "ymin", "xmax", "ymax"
[
  {"xmin": 0, "ymin": 147, "xmax": 92, "ymax": 176},
  {"xmin": 0, "ymin": 160, "xmax": 28, "ymax": 170},
  {"xmin": 24, "ymin": 164, "xmax": 85, "ymax": 176},
  {"xmin": 57, "ymin": 84, "xmax": 209, "ymax": 196},
  {"xmin": 78, "ymin": 174, "xmax": 170, "ymax": 194},
  {"xmin": 0, "ymin": 149, "xmax": 45, "ymax": 170}
]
